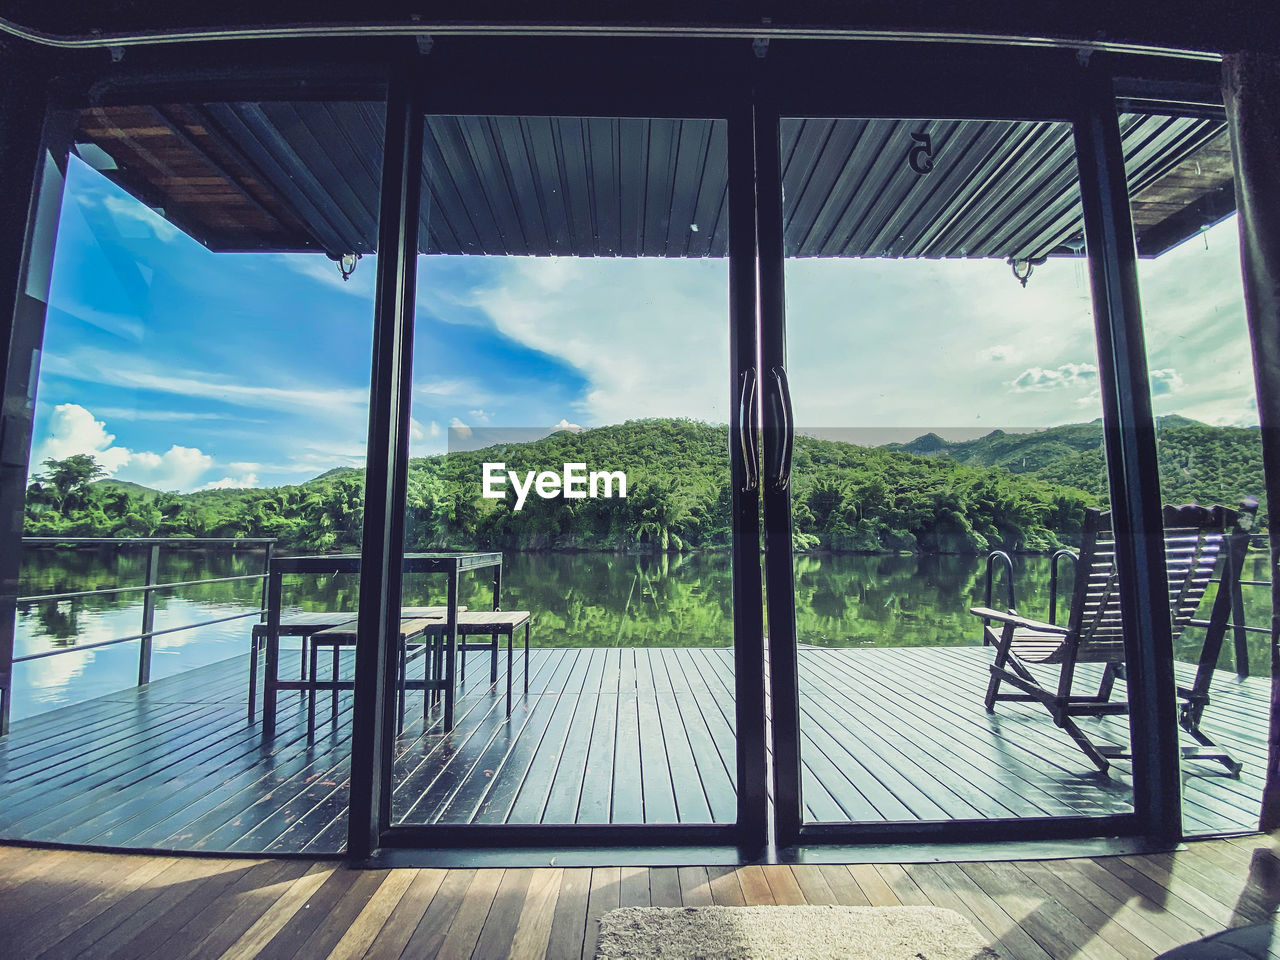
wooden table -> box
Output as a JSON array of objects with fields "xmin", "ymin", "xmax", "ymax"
[{"xmin": 258, "ymin": 552, "xmax": 503, "ymax": 734}]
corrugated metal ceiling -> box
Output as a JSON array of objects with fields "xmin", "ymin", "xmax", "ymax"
[{"xmin": 74, "ymin": 102, "xmax": 1228, "ymax": 261}]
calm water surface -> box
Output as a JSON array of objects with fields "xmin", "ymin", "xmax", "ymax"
[{"xmin": 13, "ymin": 546, "xmax": 1270, "ymax": 721}]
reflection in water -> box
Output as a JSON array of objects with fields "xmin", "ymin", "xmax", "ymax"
[{"xmin": 12, "ymin": 546, "xmax": 1270, "ymax": 720}]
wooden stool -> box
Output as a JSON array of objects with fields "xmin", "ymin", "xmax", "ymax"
[
  {"xmin": 421, "ymin": 611, "xmax": 531, "ymax": 717},
  {"xmin": 306, "ymin": 617, "xmax": 440, "ymax": 739},
  {"xmin": 249, "ymin": 612, "xmax": 356, "ymax": 721}
]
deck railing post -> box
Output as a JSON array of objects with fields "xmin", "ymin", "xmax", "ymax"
[
  {"xmin": 1229, "ymin": 538, "xmax": 1249, "ymax": 678},
  {"xmin": 260, "ymin": 540, "xmax": 275, "ymax": 619},
  {"xmin": 138, "ymin": 543, "xmax": 160, "ymax": 686}
]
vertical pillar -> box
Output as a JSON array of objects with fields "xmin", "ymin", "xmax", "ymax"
[
  {"xmin": 138, "ymin": 543, "xmax": 160, "ymax": 685},
  {"xmin": 728, "ymin": 75, "xmax": 768, "ymax": 856},
  {"xmin": 1222, "ymin": 52, "xmax": 1280, "ymax": 831},
  {"xmin": 753, "ymin": 64, "xmax": 803, "ymax": 850},
  {"xmin": 1074, "ymin": 63, "xmax": 1181, "ymax": 842},
  {"xmin": 347, "ymin": 60, "xmax": 424, "ymax": 860},
  {"xmin": 260, "ymin": 540, "xmax": 275, "ymax": 617},
  {"xmin": 0, "ymin": 40, "xmax": 60, "ymax": 735}
]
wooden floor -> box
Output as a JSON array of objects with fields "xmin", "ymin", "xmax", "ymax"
[
  {"xmin": 4, "ymin": 835, "xmax": 1280, "ymax": 959},
  {"xmin": 797, "ymin": 646, "xmax": 1266, "ymax": 835},
  {"xmin": 0, "ymin": 646, "xmax": 1265, "ymax": 853}
]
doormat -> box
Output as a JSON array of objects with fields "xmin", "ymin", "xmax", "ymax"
[{"xmin": 595, "ymin": 905, "xmax": 1001, "ymax": 960}]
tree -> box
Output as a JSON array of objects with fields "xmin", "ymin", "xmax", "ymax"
[{"xmin": 30, "ymin": 454, "xmax": 106, "ymax": 513}]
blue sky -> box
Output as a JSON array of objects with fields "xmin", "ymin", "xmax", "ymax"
[{"xmin": 30, "ymin": 155, "xmax": 1256, "ymax": 492}]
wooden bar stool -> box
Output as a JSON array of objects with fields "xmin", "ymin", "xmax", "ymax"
[
  {"xmin": 420, "ymin": 611, "xmax": 531, "ymax": 717},
  {"xmin": 249, "ymin": 611, "xmax": 356, "ymax": 721},
  {"xmin": 306, "ymin": 617, "xmax": 440, "ymax": 739}
]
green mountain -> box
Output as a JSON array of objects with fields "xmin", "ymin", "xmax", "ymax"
[
  {"xmin": 24, "ymin": 416, "xmax": 1264, "ymax": 554},
  {"xmin": 93, "ymin": 478, "xmax": 164, "ymax": 502},
  {"xmin": 892, "ymin": 421, "xmax": 1105, "ymax": 475},
  {"xmin": 888, "ymin": 416, "xmax": 1265, "ymax": 515}
]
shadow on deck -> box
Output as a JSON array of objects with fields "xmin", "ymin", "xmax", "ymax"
[{"xmin": 0, "ymin": 646, "xmax": 1264, "ymax": 854}]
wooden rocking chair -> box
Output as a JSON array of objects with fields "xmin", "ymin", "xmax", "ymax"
[{"xmin": 970, "ymin": 500, "xmax": 1255, "ymax": 775}]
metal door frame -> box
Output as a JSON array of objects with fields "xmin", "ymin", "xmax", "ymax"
[
  {"xmin": 751, "ymin": 42, "xmax": 1198, "ymax": 849},
  {"xmin": 360, "ymin": 40, "xmax": 771, "ymax": 857}
]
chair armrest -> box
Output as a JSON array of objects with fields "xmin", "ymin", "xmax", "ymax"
[{"xmin": 968, "ymin": 607, "xmax": 1070, "ymax": 634}]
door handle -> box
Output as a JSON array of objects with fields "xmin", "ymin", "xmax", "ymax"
[
  {"xmin": 770, "ymin": 365, "xmax": 794, "ymax": 491},
  {"xmin": 738, "ymin": 366, "xmax": 759, "ymax": 493}
]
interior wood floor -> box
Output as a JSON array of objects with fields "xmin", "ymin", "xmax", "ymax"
[
  {"xmin": 0, "ymin": 646, "xmax": 1265, "ymax": 853},
  {"xmin": 3, "ymin": 834, "xmax": 1280, "ymax": 959}
]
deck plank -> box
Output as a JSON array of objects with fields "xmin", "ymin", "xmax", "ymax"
[
  {"xmin": 7, "ymin": 837, "xmax": 1279, "ymax": 960},
  {"xmin": 634, "ymin": 649, "xmax": 680, "ymax": 824},
  {"xmin": 0, "ymin": 645, "xmax": 1267, "ymax": 851}
]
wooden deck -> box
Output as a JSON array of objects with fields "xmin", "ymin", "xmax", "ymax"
[
  {"xmin": 3, "ymin": 835, "xmax": 1280, "ymax": 960},
  {"xmin": 0, "ymin": 646, "xmax": 1265, "ymax": 853}
]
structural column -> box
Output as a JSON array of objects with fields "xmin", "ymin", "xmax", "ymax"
[
  {"xmin": 1074, "ymin": 62, "xmax": 1181, "ymax": 842},
  {"xmin": 0, "ymin": 39, "xmax": 61, "ymax": 734},
  {"xmin": 726, "ymin": 84, "xmax": 768, "ymax": 855},
  {"xmin": 348, "ymin": 60, "xmax": 424, "ymax": 860},
  {"xmin": 752, "ymin": 60, "xmax": 804, "ymax": 850},
  {"xmin": 1222, "ymin": 51, "xmax": 1280, "ymax": 831}
]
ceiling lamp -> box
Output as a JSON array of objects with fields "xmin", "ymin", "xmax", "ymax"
[
  {"xmin": 1007, "ymin": 255, "xmax": 1048, "ymax": 288},
  {"xmin": 326, "ymin": 251, "xmax": 362, "ymax": 281}
]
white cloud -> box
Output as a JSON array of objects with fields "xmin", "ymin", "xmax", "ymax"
[
  {"xmin": 411, "ymin": 379, "xmax": 485, "ymax": 402},
  {"xmin": 198, "ymin": 471, "xmax": 259, "ymax": 491},
  {"xmin": 782, "ymin": 255, "xmax": 1099, "ymax": 429},
  {"xmin": 34, "ymin": 404, "xmax": 131, "ymax": 473},
  {"xmin": 468, "ymin": 258, "xmax": 730, "ymax": 425},
  {"xmin": 978, "ymin": 345, "xmax": 1014, "ymax": 363},
  {"xmin": 552, "ymin": 418, "xmax": 584, "ymax": 433},
  {"xmin": 294, "ymin": 441, "xmax": 366, "ymax": 467},
  {"xmin": 125, "ymin": 445, "xmax": 214, "ymax": 491},
  {"xmin": 1010, "ymin": 362, "xmax": 1099, "ymax": 392},
  {"xmin": 407, "ymin": 418, "xmax": 447, "ymax": 457},
  {"xmin": 526, "ymin": 256, "xmax": 575, "ymax": 293},
  {"xmin": 50, "ymin": 301, "xmax": 145, "ymax": 342},
  {"xmin": 98, "ymin": 193, "xmax": 182, "ymax": 243},
  {"xmin": 468, "ymin": 409, "xmax": 492, "ymax": 422},
  {"xmin": 32, "ymin": 403, "xmax": 220, "ymax": 492},
  {"xmin": 1149, "ymin": 368, "xmax": 1184, "ymax": 397},
  {"xmin": 449, "ymin": 417, "xmax": 472, "ymax": 440},
  {"xmin": 39, "ymin": 350, "xmax": 369, "ymax": 416},
  {"xmin": 93, "ymin": 407, "xmax": 232, "ymax": 423},
  {"xmin": 277, "ymin": 252, "xmax": 377, "ymax": 298},
  {"xmin": 1138, "ymin": 217, "xmax": 1258, "ymax": 426}
]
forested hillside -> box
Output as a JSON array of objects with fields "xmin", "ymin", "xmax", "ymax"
[
  {"xmin": 22, "ymin": 416, "xmax": 1262, "ymax": 555},
  {"xmin": 889, "ymin": 415, "xmax": 1264, "ymax": 510}
]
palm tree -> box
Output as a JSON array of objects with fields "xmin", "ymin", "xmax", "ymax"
[{"xmin": 631, "ymin": 482, "xmax": 698, "ymax": 552}]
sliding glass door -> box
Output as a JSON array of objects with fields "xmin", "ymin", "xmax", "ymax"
[
  {"xmin": 367, "ymin": 53, "xmax": 768, "ymax": 849},
  {"xmin": 365, "ymin": 53, "xmax": 1217, "ymax": 851},
  {"xmin": 758, "ymin": 106, "xmax": 1140, "ymax": 844}
]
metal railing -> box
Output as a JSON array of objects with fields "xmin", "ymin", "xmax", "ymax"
[
  {"xmin": 1188, "ymin": 532, "xmax": 1271, "ymax": 679},
  {"xmin": 14, "ymin": 537, "xmax": 275, "ymax": 686}
]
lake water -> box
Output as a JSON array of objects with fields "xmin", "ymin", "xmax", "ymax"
[{"xmin": 12, "ymin": 545, "xmax": 1271, "ymax": 721}]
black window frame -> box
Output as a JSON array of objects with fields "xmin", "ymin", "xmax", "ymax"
[{"xmin": 0, "ymin": 34, "xmax": 1239, "ymax": 860}]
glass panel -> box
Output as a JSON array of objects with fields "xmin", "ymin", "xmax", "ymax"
[
  {"xmin": 1122, "ymin": 110, "xmax": 1267, "ymax": 833},
  {"xmin": 389, "ymin": 115, "xmax": 735, "ymax": 827},
  {"xmin": 3, "ymin": 99, "xmax": 385, "ymax": 853},
  {"xmin": 779, "ymin": 116, "xmax": 1132, "ymax": 825}
]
